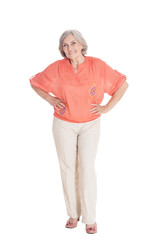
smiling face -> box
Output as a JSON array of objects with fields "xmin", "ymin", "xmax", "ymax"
[{"xmin": 62, "ymin": 34, "xmax": 84, "ymax": 60}]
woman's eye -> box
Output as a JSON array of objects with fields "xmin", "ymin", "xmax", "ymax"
[{"xmin": 63, "ymin": 42, "xmax": 76, "ymax": 47}]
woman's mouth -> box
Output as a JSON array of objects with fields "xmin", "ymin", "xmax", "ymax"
[{"xmin": 69, "ymin": 51, "xmax": 76, "ymax": 55}]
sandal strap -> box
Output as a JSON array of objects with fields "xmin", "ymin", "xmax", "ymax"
[
  {"xmin": 88, "ymin": 227, "xmax": 95, "ymax": 230},
  {"xmin": 86, "ymin": 223, "xmax": 97, "ymax": 232},
  {"xmin": 67, "ymin": 218, "xmax": 79, "ymax": 224}
]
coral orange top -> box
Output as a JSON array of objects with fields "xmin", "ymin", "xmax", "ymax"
[{"xmin": 29, "ymin": 56, "xmax": 127, "ymax": 123}]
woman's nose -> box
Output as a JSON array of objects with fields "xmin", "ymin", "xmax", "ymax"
[{"xmin": 68, "ymin": 45, "xmax": 73, "ymax": 51}]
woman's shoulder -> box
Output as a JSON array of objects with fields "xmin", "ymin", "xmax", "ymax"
[
  {"xmin": 43, "ymin": 58, "xmax": 68, "ymax": 71},
  {"xmin": 86, "ymin": 56, "xmax": 106, "ymax": 67},
  {"xmin": 87, "ymin": 56, "xmax": 105, "ymax": 64}
]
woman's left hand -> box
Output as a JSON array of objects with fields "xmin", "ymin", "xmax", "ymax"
[{"xmin": 90, "ymin": 104, "xmax": 108, "ymax": 115}]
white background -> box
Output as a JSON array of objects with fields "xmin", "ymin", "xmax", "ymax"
[{"xmin": 0, "ymin": 0, "xmax": 160, "ymax": 239}]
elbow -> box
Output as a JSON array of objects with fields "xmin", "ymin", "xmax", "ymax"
[
  {"xmin": 123, "ymin": 81, "xmax": 129, "ymax": 93},
  {"xmin": 126, "ymin": 82, "xmax": 129, "ymax": 90},
  {"xmin": 30, "ymin": 84, "xmax": 37, "ymax": 90},
  {"xmin": 30, "ymin": 84, "xmax": 35, "ymax": 90},
  {"xmin": 112, "ymin": 81, "xmax": 129, "ymax": 97},
  {"xmin": 124, "ymin": 81, "xmax": 129, "ymax": 90},
  {"xmin": 126, "ymin": 81, "xmax": 129, "ymax": 89}
]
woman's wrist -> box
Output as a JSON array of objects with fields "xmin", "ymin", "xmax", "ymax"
[
  {"xmin": 104, "ymin": 105, "xmax": 110, "ymax": 113},
  {"xmin": 45, "ymin": 94, "xmax": 55, "ymax": 105}
]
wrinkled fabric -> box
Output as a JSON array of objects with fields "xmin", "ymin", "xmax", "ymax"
[{"xmin": 29, "ymin": 56, "xmax": 127, "ymax": 123}]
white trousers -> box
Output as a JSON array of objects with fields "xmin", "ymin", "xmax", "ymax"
[{"xmin": 52, "ymin": 116, "xmax": 101, "ymax": 224}]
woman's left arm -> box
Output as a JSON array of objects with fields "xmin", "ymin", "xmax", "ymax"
[{"xmin": 90, "ymin": 81, "xmax": 129, "ymax": 115}]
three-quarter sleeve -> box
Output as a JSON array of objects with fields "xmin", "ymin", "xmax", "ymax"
[
  {"xmin": 103, "ymin": 61, "xmax": 127, "ymax": 96},
  {"xmin": 29, "ymin": 62, "xmax": 58, "ymax": 95}
]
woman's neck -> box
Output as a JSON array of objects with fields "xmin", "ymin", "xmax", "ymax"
[{"xmin": 69, "ymin": 55, "xmax": 85, "ymax": 67}]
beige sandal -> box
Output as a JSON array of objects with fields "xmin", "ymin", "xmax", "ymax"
[
  {"xmin": 65, "ymin": 217, "xmax": 80, "ymax": 228},
  {"xmin": 86, "ymin": 223, "xmax": 97, "ymax": 234}
]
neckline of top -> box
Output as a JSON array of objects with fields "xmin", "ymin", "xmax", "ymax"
[{"xmin": 66, "ymin": 56, "xmax": 88, "ymax": 67}]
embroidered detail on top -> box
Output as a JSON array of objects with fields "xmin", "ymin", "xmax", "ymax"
[
  {"xmin": 89, "ymin": 83, "xmax": 96, "ymax": 97},
  {"xmin": 58, "ymin": 106, "xmax": 67, "ymax": 116}
]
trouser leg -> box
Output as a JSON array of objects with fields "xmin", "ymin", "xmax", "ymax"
[
  {"xmin": 77, "ymin": 118, "xmax": 101, "ymax": 224},
  {"xmin": 52, "ymin": 117, "xmax": 81, "ymax": 218}
]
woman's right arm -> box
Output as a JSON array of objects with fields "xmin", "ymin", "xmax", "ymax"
[{"xmin": 30, "ymin": 85, "xmax": 65, "ymax": 110}]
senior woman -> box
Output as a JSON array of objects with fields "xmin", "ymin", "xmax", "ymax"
[{"xmin": 29, "ymin": 29, "xmax": 128, "ymax": 234}]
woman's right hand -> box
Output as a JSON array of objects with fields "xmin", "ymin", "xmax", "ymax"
[{"xmin": 47, "ymin": 96, "xmax": 66, "ymax": 110}]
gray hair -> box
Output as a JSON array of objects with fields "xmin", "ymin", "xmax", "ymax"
[{"xmin": 59, "ymin": 30, "xmax": 88, "ymax": 58}]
